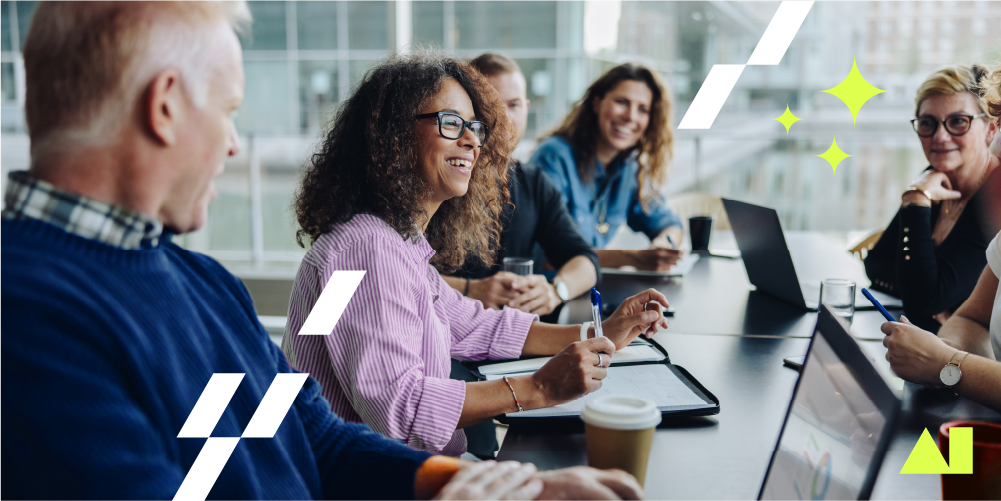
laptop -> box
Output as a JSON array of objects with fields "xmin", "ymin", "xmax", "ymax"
[
  {"xmin": 722, "ymin": 198, "xmax": 903, "ymax": 311},
  {"xmin": 759, "ymin": 306, "xmax": 900, "ymax": 500}
]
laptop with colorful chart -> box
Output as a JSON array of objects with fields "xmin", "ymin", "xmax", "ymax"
[{"xmin": 758, "ymin": 306, "xmax": 900, "ymax": 500}]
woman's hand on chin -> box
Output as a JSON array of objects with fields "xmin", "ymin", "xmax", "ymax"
[{"xmin": 601, "ymin": 289, "xmax": 670, "ymax": 349}]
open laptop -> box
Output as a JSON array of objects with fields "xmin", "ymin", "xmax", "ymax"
[
  {"xmin": 759, "ymin": 306, "xmax": 900, "ymax": 500},
  {"xmin": 722, "ymin": 198, "xmax": 903, "ymax": 311}
]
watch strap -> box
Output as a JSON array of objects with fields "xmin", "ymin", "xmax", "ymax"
[
  {"xmin": 580, "ymin": 322, "xmax": 592, "ymax": 342},
  {"xmin": 949, "ymin": 351, "xmax": 968, "ymax": 368}
]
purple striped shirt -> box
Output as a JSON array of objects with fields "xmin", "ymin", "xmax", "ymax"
[{"xmin": 282, "ymin": 214, "xmax": 534, "ymax": 456}]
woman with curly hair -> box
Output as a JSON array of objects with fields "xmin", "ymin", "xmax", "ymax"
[
  {"xmin": 529, "ymin": 63, "xmax": 683, "ymax": 271},
  {"xmin": 282, "ymin": 51, "xmax": 670, "ymax": 457}
]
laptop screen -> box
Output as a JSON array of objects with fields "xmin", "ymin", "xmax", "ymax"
[{"xmin": 759, "ymin": 323, "xmax": 890, "ymax": 500}]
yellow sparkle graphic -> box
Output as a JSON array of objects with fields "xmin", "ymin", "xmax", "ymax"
[
  {"xmin": 774, "ymin": 105, "xmax": 801, "ymax": 134},
  {"xmin": 816, "ymin": 137, "xmax": 852, "ymax": 173},
  {"xmin": 821, "ymin": 58, "xmax": 886, "ymax": 125}
]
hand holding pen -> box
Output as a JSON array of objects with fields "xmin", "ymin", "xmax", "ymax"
[{"xmin": 593, "ymin": 288, "xmax": 671, "ymax": 350}]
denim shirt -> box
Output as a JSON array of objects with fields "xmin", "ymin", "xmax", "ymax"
[{"xmin": 528, "ymin": 135, "xmax": 682, "ymax": 248}]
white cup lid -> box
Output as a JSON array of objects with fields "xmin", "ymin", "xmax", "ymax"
[{"xmin": 580, "ymin": 395, "xmax": 662, "ymax": 430}]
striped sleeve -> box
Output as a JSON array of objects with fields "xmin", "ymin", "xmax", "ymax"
[
  {"xmin": 320, "ymin": 235, "xmax": 466, "ymax": 453},
  {"xmin": 432, "ymin": 272, "xmax": 534, "ymax": 361}
]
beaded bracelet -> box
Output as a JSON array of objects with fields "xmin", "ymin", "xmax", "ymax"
[{"xmin": 502, "ymin": 376, "xmax": 525, "ymax": 412}]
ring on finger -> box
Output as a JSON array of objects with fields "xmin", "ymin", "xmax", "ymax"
[{"xmin": 596, "ymin": 353, "xmax": 605, "ymax": 367}]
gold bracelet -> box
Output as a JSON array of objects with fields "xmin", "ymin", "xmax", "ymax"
[
  {"xmin": 502, "ymin": 376, "xmax": 524, "ymax": 412},
  {"xmin": 904, "ymin": 186, "xmax": 933, "ymax": 203}
]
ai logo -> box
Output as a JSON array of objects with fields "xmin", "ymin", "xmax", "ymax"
[
  {"xmin": 174, "ymin": 271, "xmax": 366, "ymax": 500},
  {"xmin": 677, "ymin": 1, "xmax": 813, "ymax": 129},
  {"xmin": 900, "ymin": 427, "xmax": 973, "ymax": 474}
]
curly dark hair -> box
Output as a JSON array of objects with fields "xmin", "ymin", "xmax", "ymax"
[{"xmin": 293, "ymin": 50, "xmax": 514, "ymax": 273}]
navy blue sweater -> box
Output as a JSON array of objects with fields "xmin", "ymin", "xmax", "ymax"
[{"xmin": 1, "ymin": 218, "xmax": 430, "ymax": 499}]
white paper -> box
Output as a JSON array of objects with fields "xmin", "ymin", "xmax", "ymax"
[
  {"xmin": 601, "ymin": 253, "xmax": 700, "ymax": 277},
  {"xmin": 488, "ymin": 364, "xmax": 708, "ymax": 418},
  {"xmin": 478, "ymin": 345, "xmax": 666, "ymax": 376}
]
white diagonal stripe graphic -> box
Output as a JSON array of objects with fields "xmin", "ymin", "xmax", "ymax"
[
  {"xmin": 173, "ymin": 437, "xmax": 241, "ymax": 501},
  {"xmin": 297, "ymin": 270, "xmax": 366, "ymax": 335},
  {"xmin": 178, "ymin": 373, "xmax": 245, "ymax": 438},
  {"xmin": 242, "ymin": 373, "xmax": 310, "ymax": 438},
  {"xmin": 678, "ymin": 1, "xmax": 813, "ymax": 129},
  {"xmin": 746, "ymin": 1, "xmax": 813, "ymax": 65},
  {"xmin": 677, "ymin": 65, "xmax": 745, "ymax": 130}
]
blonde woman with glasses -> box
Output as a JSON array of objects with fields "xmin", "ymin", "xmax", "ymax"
[{"xmin": 865, "ymin": 65, "xmax": 999, "ymax": 333}]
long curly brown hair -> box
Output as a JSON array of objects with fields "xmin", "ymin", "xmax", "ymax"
[
  {"xmin": 293, "ymin": 50, "xmax": 514, "ymax": 273},
  {"xmin": 546, "ymin": 63, "xmax": 673, "ymax": 211}
]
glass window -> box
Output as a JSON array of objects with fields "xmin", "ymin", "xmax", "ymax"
[
  {"xmin": 298, "ymin": 60, "xmax": 338, "ymax": 134},
  {"xmin": 349, "ymin": 59, "xmax": 380, "ymax": 92},
  {"xmin": 238, "ymin": 61, "xmax": 291, "ymax": 134},
  {"xmin": 241, "ymin": 1, "xmax": 286, "ymax": 50},
  {"xmin": 297, "ymin": 1, "xmax": 338, "ymax": 50},
  {"xmin": 2, "ymin": 2, "xmax": 11, "ymax": 52},
  {"xmin": 0, "ymin": 61, "xmax": 13, "ymax": 101},
  {"xmin": 412, "ymin": 1, "xmax": 444, "ymax": 48},
  {"xmin": 262, "ymin": 160, "xmax": 304, "ymax": 253},
  {"xmin": 455, "ymin": 2, "xmax": 557, "ymax": 50},
  {"xmin": 514, "ymin": 58, "xmax": 556, "ymax": 141},
  {"xmin": 347, "ymin": 1, "xmax": 389, "ymax": 50},
  {"xmin": 15, "ymin": 1, "xmax": 34, "ymax": 49},
  {"xmin": 207, "ymin": 159, "xmax": 252, "ymax": 253}
]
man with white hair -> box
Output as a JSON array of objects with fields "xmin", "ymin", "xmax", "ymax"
[{"xmin": 0, "ymin": 3, "xmax": 643, "ymax": 500}]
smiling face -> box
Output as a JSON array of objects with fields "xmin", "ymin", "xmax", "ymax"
[
  {"xmin": 415, "ymin": 78, "xmax": 481, "ymax": 204},
  {"xmin": 917, "ymin": 92, "xmax": 992, "ymax": 175},
  {"xmin": 592, "ymin": 79, "xmax": 653, "ymax": 158}
]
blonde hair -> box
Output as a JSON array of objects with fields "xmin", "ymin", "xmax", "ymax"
[
  {"xmin": 23, "ymin": 2, "xmax": 250, "ymax": 154},
  {"xmin": 981, "ymin": 64, "xmax": 1001, "ymax": 121},
  {"xmin": 914, "ymin": 64, "xmax": 990, "ymax": 116}
]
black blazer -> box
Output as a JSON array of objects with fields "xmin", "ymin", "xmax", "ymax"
[
  {"xmin": 865, "ymin": 169, "xmax": 999, "ymax": 333},
  {"xmin": 455, "ymin": 161, "xmax": 600, "ymax": 282}
]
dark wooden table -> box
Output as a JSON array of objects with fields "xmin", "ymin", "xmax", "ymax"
[{"xmin": 498, "ymin": 234, "xmax": 1001, "ymax": 499}]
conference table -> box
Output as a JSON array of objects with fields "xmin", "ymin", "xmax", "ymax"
[{"xmin": 496, "ymin": 231, "xmax": 1001, "ymax": 500}]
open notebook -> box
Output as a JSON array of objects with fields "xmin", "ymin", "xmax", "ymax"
[
  {"xmin": 477, "ymin": 341, "xmax": 666, "ymax": 376},
  {"xmin": 486, "ymin": 364, "xmax": 712, "ymax": 418},
  {"xmin": 472, "ymin": 338, "xmax": 719, "ymax": 422}
]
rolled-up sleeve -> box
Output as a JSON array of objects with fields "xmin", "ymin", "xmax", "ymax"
[
  {"xmin": 433, "ymin": 273, "xmax": 534, "ymax": 361},
  {"xmin": 626, "ymin": 187, "xmax": 682, "ymax": 240},
  {"xmin": 322, "ymin": 236, "xmax": 466, "ymax": 453}
]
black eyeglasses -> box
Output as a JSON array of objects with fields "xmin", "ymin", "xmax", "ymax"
[
  {"xmin": 910, "ymin": 113, "xmax": 986, "ymax": 137},
  {"xmin": 416, "ymin": 111, "xmax": 488, "ymax": 146}
]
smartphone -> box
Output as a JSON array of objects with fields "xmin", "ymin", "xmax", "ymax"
[{"xmin": 783, "ymin": 355, "xmax": 807, "ymax": 371}]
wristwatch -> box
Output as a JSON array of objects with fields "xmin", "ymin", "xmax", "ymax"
[
  {"xmin": 553, "ymin": 279, "xmax": 570, "ymax": 302},
  {"xmin": 939, "ymin": 351, "xmax": 969, "ymax": 390}
]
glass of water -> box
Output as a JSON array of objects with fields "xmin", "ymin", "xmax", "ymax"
[
  {"xmin": 820, "ymin": 278, "xmax": 856, "ymax": 327},
  {"xmin": 503, "ymin": 257, "xmax": 534, "ymax": 276}
]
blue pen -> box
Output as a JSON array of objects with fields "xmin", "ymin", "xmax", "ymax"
[
  {"xmin": 665, "ymin": 235, "xmax": 676, "ymax": 248},
  {"xmin": 861, "ymin": 288, "xmax": 896, "ymax": 322},
  {"xmin": 590, "ymin": 287, "xmax": 604, "ymax": 337}
]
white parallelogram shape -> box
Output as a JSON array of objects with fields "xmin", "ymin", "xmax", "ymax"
[
  {"xmin": 177, "ymin": 373, "xmax": 246, "ymax": 438},
  {"xmin": 746, "ymin": 1, "xmax": 814, "ymax": 65},
  {"xmin": 173, "ymin": 437, "xmax": 241, "ymax": 501},
  {"xmin": 297, "ymin": 270, "xmax": 366, "ymax": 335},
  {"xmin": 677, "ymin": 65, "xmax": 746, "ymax": 130},
  {"xmin": 242, "ymin": 373, "xmax": 310, "ymax": 438},
  {"xmin": 678, "ymin": 1, "xmax": 813, "ymax": 129}
]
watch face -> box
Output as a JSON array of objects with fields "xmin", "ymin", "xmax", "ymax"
[{"xmin": 939, "ymin": 364, "xmax": 962, "ymax": 387}]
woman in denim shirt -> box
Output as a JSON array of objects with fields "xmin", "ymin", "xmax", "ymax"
[{"xmin": 529, "ymin": 63, "xmax": 683, "ymax": 271}]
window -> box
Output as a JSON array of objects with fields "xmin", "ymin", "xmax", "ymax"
[
  {"xmin": 298, "ymin": 61, "xmax": 338, "ymax": 134},
  {"xmin": 412, "ymin": 1, "xmax": 445, "ymax": 47},
  {"xmin": 454, "ymin": 2, "xmax": 557, "ymax": 49},
  {"xmin": 238, "ymin": 61, "xmax": 292, "ymax": 134},
  {"xmin": 1, "ymin": 62, "xmax": 14, "ymax": 102},
  {"xmin": 242, "ymin": 2, "xmax": 287, "ymax": 50},
  {"xmin": 347, "ymin": 2, "xmax": 390, "ymax": 50},
  {"xmin": 297, "ymin": 2, "xmax": 338, "ymax": 50},
  {"xmin": 897, "ymin": 18, "xmax": 913, "ymax": 36}
]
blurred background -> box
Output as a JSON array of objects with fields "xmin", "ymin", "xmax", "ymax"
[{"xmin": 3, "ymin": 1, "xmax": 1001, "ymax": 277}]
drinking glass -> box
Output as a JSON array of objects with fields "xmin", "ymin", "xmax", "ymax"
[
  {"xmin": 820, "ymin": 279, "xmax": 856, "ymax": 327},
  {"xmin": 503, "ymin": 257, "xmax": 533, "ymax": 276}
]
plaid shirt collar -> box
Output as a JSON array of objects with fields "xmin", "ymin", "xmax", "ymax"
[{"xmin": 2, "ymin": 170, "xmax": 163, "ymax": 250}]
